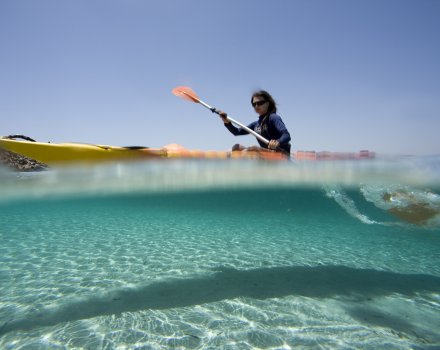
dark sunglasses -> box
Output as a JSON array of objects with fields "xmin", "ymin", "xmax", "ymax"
[{"xmin": 252, "ymin": 100, "xmax": 267, "ymax": 107}]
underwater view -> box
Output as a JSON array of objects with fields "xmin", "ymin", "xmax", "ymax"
[{"xmin": 1, "ymin": 157, "xmax": 440, "ymax": 349}]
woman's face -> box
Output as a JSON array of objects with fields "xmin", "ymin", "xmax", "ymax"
[{"xmin": 252, "ymin": 96, "xmax": 269, "ymax": 116}]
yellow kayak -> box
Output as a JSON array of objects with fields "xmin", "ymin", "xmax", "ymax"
[{"xmin": 0, "ymin": 137, "xmax": 288, "ymax": 166}]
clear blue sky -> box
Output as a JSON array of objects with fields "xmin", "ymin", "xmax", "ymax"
[{"xmin": 1, "ymin": 0, "xmax": 439, "ymax": 155}]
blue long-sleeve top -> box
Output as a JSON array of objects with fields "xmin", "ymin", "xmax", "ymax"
[{"xmin": 224, "ymin": 113, "xmax": 291, "ymax": 153}]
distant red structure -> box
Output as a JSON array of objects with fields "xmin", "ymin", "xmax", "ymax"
[{"xmin": 294, "ymin": 150, "xmax": 375, "ymax": 161}]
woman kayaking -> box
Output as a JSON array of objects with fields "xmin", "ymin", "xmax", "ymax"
[{"xmin": 218, "ymin": 90, "xmax": 291, "ymax": 154}]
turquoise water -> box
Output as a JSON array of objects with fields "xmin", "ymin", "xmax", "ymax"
[{"xmin": 1, "ymin": 158, "xmax": 440, "ymax": 349}]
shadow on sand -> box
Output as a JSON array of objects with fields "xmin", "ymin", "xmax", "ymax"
[{"xmin": 2, "ymin": 264, "xmax": 440, "ymax": 336}]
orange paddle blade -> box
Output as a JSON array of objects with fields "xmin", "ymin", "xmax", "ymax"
[{"xmin": 172, "ymin": 86, "xmax": 200, "ymax": 103}]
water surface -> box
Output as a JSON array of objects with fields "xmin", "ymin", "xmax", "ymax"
[{"xmin": 1, "ymin": 158, "xmax": 439, "ymax": 349}]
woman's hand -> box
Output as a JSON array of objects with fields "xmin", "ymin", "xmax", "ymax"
[
  {"xmin": 218, "ymin": 110, "xmax": 230, "ymax": 124},
  {"xmin": 268, "ymin": 139, "xmax": 280, "ymax": 150}
]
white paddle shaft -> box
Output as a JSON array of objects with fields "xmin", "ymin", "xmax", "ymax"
[{"xmin": 197, "ymin": 99, "xmax": 270, "ymax": 145}]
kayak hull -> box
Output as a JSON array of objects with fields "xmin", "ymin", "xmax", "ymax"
[{"xmin": 0, "ymin": 139, "xmax": 288, "ymax": 166}]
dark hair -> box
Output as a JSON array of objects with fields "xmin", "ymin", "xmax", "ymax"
[{"xmin": 251, "ymin": 90, "xmax": 277, "ymax": 114}]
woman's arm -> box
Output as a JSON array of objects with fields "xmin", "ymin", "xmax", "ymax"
[{"xmin": 270, "ymin": 115, "xmax": 291, "ymax": 144}]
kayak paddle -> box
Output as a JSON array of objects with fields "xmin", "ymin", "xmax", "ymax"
[{"xmin": 172, "ymin": 86, "xmax": 270, "ymax": 146}]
